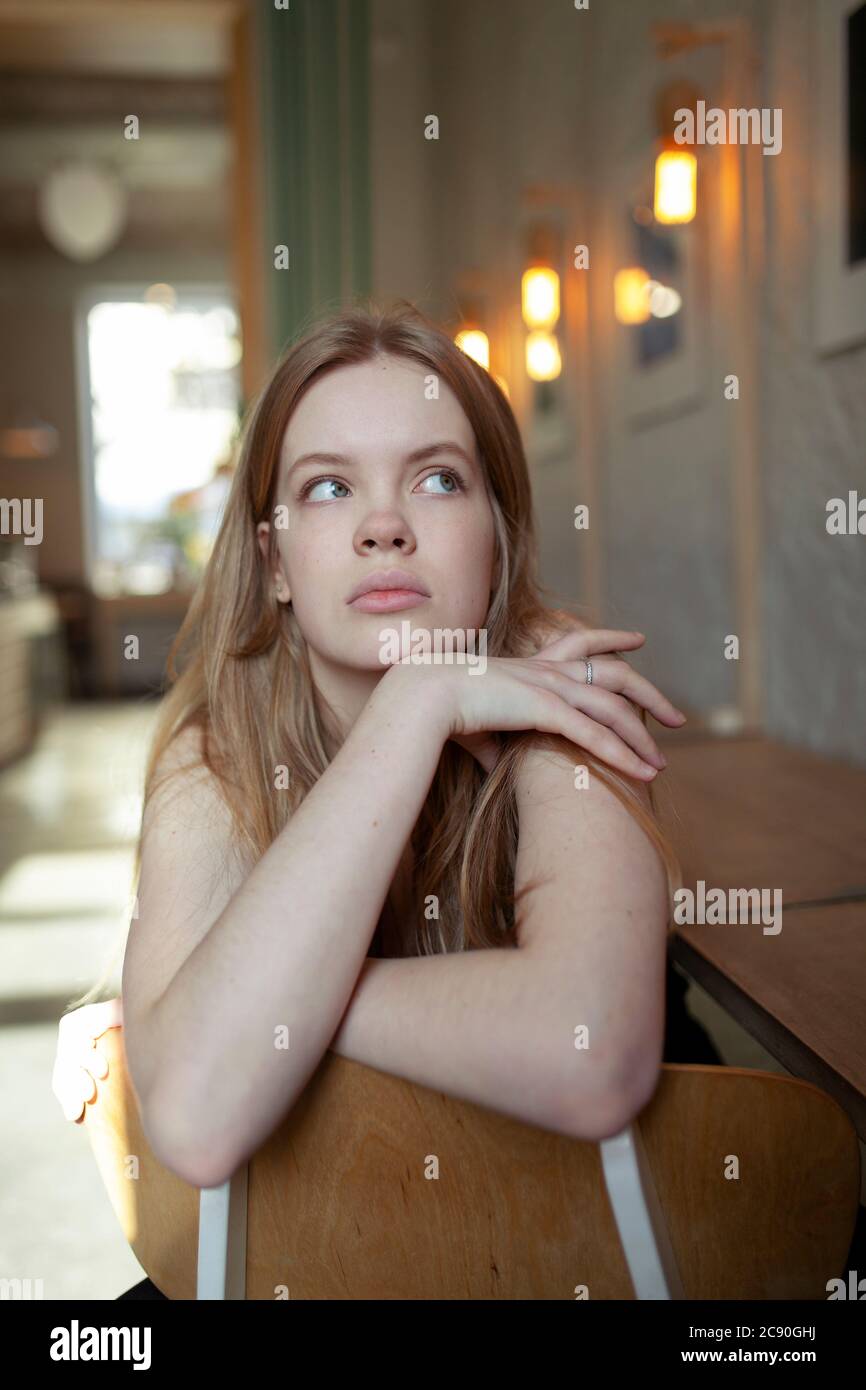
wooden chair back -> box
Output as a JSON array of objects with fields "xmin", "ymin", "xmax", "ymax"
[{"xmin": 84, "ymin": 1028, "xmax": 860, "ymax": 1299}]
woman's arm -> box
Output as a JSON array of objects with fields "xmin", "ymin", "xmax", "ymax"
[
  {"xmin": 512, "ymin": 743, "xmax": 669, "ymax": 1125},
  {"xmin": 131, "ymin": 672, "xmax": 451, "ymax": 1189},
  {"xmin": 329, "ymin": 742, "xmax": 669, "ymax": 1142}
]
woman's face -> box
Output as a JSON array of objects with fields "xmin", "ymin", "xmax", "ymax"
[{"xmin": 258, "ymin": 355, "xmax": 497, "ymax": 673}]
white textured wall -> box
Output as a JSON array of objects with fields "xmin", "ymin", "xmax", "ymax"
[
  {"xmin": 760, "ymin": 0, "xmax": 866, "ymax": 763},
  {"xmin": 369, "ymin": 0, "xmax": 866, "ymax": 762}
]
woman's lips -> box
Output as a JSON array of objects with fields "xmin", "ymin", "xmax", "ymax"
[{"xmin": 348, "ymin": 589, "xmax": 430, "ymax": 613}]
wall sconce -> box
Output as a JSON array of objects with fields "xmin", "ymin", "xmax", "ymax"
[
  {"xmin": 653, "ymin": 80, "xmax": 700, "ymax": 224},
  {"xmin": 654, "ymin": 149, "xmax": 697, "ymax": 224},
  {"xmin": 522, "ymin": 223, "xmax": 562, "ymax": 380},
  {"xmin": 521, "ymin": 266, "xmax": 560, "ymax": 331},
  {"xmin": 454, "ymin": 328, "xmax": 490, "ymax": 370},
  {"xmin": 453, "ymin": 286, "xmax": 491, "ymax": 371},
  {"xmin": 614, "ymin": 267, "xmax": 651, "ymax": 324},
  {"xmin": 525, "ymin": 331, "xmax": 561, "ymax": 381}
]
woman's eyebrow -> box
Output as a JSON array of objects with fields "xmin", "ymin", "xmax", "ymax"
[{"xmin": 285, "ymin": 441, "xmax": 475, "ymax": 481}]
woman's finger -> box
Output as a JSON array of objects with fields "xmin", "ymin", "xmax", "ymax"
[
  {"xmin": 531, "ymin": 690, "xmax": 659, "ymax": 781},
  {"xmin": 51, "ymin": 1053, "xmax": 75, "ymax": 1107},
  {"xmin": 53, "ymin": 1059, "xmax": 95, "ymax": 1120},
  {"xmin": 609, "ymin": 665, "xmax": 687, "ymax": 726},
  {"xmin": 536, "ymin": 674, "xmax": 666, "ymax": 768},
  {"xmin": 73, "ymin": 1066, "xmax": 98, "ymax": 1108},
  {"xmin": 63, "ymin": 1096, "xmax": 86, "ymax": 1123},
  {"xmin": 534, "ymin": 628, "xmax": 646, "ymax": 661},
  {"xmin": 531, "ymin": 632, "xmax": 688, "ymax": 726},
  {"xmin": 81, "ymin": 1044, "xmax": 109, "ymax": 1081},
  {"xmin": 520, "ymin": 661, "xmax": 664, "ymax": 764},
  {"xmin": 551, "ymin": 657, "xmax": 686, "ymax": 727}
]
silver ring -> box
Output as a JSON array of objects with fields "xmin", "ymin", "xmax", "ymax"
[{"xmin": 582, "ymin": 658, "xmax": 593, "ymax": 685}]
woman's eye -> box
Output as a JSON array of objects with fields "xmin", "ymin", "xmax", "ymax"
[
  {"xmin": 303, "ymin": 478, "xmax": 350, "ymax": 501},
  {"xmin": 418, "ymin": 470, "xmax": 463, "ymax": 495},
  {"xmin": 300, "ymin": 470, "xmax": 464, "ymax": 501}
]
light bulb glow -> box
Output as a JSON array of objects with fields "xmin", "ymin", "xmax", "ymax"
[
  {"xmin": 654, "ymin": 150, "xmax": 697, "ymax": 224},
  {"xmin": 646, "ymin": 281, "xmax": 682, "ymax": 318},
  {"xmin": 455, "ymin": 329, "xmax": 490, "ymax": 370},
  {"xmin": 521, "ymin": 267, "xmax": 560, "ymax": 330},
  {"xmin": 525, "ymin": 331, "xmax": 561, "ymax": 381},
  {"xmin": 614, "ymin": 267, "xmax": 651, "ymax": 324}
]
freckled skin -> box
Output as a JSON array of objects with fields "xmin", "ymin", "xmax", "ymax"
[{"xmin": 257, "ymin": 357, "xmax": 497, "ymax": 736}]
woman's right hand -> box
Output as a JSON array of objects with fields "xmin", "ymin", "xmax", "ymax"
[
  {"xmin": 51, "ymin": 997, "xmax": 123, "ymax": 1123},
  {"xmin": 382, "ymin": 633, "xmax": 667, "ymax": 782}
]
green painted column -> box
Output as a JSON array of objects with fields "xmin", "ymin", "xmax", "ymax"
[{"xmin": 257, "ymin": 0, "xmax": 372, "ymax": 356}]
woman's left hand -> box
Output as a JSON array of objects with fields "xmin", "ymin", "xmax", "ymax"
[
  {"xmin": 451, "ymin": 619, "xmax": 686, "ymax": 773},
  {"xmin": 51, "ymin": 997, "xmax": 123, "ymax": 1123}
]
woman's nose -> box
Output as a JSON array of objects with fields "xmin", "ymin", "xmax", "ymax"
[{"xmin": 355, "ymin": 510, "xmax": 416, "ymax": 552}]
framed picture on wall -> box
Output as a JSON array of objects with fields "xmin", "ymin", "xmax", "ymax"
[{"xmin": 814, "ymin": 0, "xmax": 866, "ymax": 354}]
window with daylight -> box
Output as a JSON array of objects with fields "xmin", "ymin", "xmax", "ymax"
[{"xmin": 80, "ymin": 290, "xmax": 243, "ymax": 597}]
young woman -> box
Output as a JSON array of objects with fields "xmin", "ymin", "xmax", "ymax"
[{"xmin": 55, "ymin": 301, "xmax": 713, "ymax": 1297}]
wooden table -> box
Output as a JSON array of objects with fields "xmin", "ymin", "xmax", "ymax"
[
  {"xmin": 656, "ymin": 735, "xmax": 866, "ymax": 1141},
  {"xmin": 657, "ymin": 734, "xmax": 866, "ymax": 906}
]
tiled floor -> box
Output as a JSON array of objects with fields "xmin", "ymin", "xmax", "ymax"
[
  {"xmin": 0, "ymin": 699, "xmax": 849, "ymax": 1299},
  {"xmin": 0, "ymin": 700, "xmax": 158, "ymax": 1299}
]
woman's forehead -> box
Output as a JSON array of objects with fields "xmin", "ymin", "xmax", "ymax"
[{"xmin": 281, "ymin": 360, "xmax": 477, "ymax": 460}]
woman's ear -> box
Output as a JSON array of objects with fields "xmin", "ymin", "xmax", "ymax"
[{"xmin": 256, "ymin": 520, "xmax": 291, "ymax": 604}]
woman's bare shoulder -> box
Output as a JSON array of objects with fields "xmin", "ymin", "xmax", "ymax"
[
  {"xmin": 514, "ymin": 730, "xmax": 655, "ymax": 817},
  {"xmin": 124, "ymin": 726, "xmax": 250, "ymax": 1102},
  {"xmin": 140, "ymin": 721, "xmax": 240, "ymax": 858},
  {"xmin": 150, "ymin": 719, "xmax": 207, "ymax": 778}
]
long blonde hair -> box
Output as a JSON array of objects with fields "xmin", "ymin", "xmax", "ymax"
[{"xmin": 68, "ymin": 299, "xmax": 680, "ymax": 1008}]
